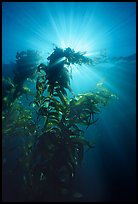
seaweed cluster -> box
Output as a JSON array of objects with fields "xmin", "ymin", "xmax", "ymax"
[
  {"xmin": 2, "ymin": 50, "xmax": 41, "ymax": 112},
  {"xmin": 2, "ymin": 46, "xmax": 117, "ymax": 201}
]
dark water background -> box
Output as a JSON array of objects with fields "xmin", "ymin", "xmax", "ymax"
[{"xmin": 2, "ymin": 2, "xmax": 136, "ymax": 202}]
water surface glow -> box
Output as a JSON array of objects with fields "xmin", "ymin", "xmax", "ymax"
[{"xmin": 2, "ymin": 2, "xmax": 136, "ymax": 63}]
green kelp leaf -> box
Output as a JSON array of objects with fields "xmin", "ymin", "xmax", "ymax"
[
  {"xmin": 55, "ymin": 89, "xmax": 68, "ymax": 106},
  {"xmin": 49, "ymin": 101, "xmax": 61, "ymax": 111},
  {"xmin": 82, "ymin": 108, "xmax": 92, "ymax": 114},
  {"xmin": 74, "ymin": 96, "xmax": 86, "ymax": 106},
  {"xmin": 37, "ymin": 63, "xmax": 47, "ymax": 73},
  {"xmin": 90, "ymin": 104, "xmax": 101, "ymax": 113},
  {"xmin": 48, "ymin": 126, "xmax": 61, "ymax": 134},
  {"xmin": 86, "ymin": 118, "xmax": 99, "ymax": 130},
  {"xmin": 80, "ymin": 112, "xmax": 90, "ymax": 120},
  {"xmin": 76, "ymin": 118, "xmax": 99, "ymax": 127},
  {"xmin": 56, "ymin": 86, "xmax": 67, "ymax": 96},
  {"xmin": 29, "ymin": 101, "xmax": 39, "ymax": 108},
  {"xmin": 3, "ymin": 127, "xmax": 13, "ymax": 135},
  {"xmin": 47, "ymin": 83, "xmax": 55, "ymax": 95},
  {"xmin": 41, "ymin": 97, "xmax": 51, "ymax": 107},
  {"xmin": 49, "ymin": 111, "xmax": 60, "ymax": 119},
  {"xmin": 22, "ymin": 86, "xmax": 35, "ymax": 97},
  {"xmin": 69, "ymin": 135, "xmax": 95, "ymax": 148},
  {"xmin": 61, "ymin": 87, "xmax": 68, "ymax": 96},
  {"xmin": 49, "ymin": 98, "xmax": 65, "ymax": 112},
  {"xmin": 46, "ymin": 122, "xmax": 53, "ymax": 129},
  {"xmin": 49, "ymin": 116, "xmax": 60, "ymax": 122},
  {"xmin": 45, "ymin": 118, "xmax": 59, "ymax": 130},
  {"xmin": 49, "ymin": 118, "xmax": 60, "ymax": 124}
]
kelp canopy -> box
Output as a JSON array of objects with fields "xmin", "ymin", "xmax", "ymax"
[{"xmin": 2, "ymin": 46, "xmax": 117, "ymax": 201}]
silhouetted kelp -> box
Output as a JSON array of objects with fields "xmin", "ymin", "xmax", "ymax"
[
  {"xmin": 2, "ymin": 47, "xmax": 117, "ymax": 201},
  {"xmin": 2, "ymin": 50, "xmax": 41, "ymax": 112}
]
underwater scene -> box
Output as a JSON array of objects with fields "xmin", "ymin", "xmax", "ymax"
[{"xmin": 2, "ymin": 2, "xmax": 136, "ymax": 202}]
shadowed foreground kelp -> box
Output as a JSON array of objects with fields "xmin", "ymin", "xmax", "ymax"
[{"xmin": 2, "ymin": 47, "xmax": 117, "ymax": 202}]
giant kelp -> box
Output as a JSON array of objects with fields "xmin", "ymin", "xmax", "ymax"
[{"xmin": 2, "ymin": 47, "xmax": 117, "ymax": 201}]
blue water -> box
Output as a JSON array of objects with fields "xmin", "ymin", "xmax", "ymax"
[{"xmin": 2, "ymin": 2, "xmax": 136, "ymax": 202}]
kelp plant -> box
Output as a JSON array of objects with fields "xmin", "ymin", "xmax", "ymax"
[
  {"xmin": 29, "ymin": 47, "xmax": 116, "ymax": 201},
  {"xmin": 2, "ymin": 47, "xmax": 116, "ymax": 202}
]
